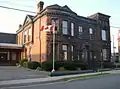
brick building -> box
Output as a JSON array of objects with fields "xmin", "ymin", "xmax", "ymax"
[{"xmin": 16, "ymin": 1, "xmax": 111, "ymax": 68}]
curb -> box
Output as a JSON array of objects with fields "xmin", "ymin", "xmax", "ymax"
[
  {"xmin": 0, "ymin": 72, "xmax": 104, "ymax": 88},
  {"xmin": 0, "ymin": 69, "xmax": 120, "ymax": 88},
  {"xmin": 0, "ymin": 79, "xmax": 62, "ymax": 88}
]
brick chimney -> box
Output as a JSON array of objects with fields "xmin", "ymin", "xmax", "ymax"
[{"xmin": 37, "ymin": 1, "xmax": 44, "ymax": 13}]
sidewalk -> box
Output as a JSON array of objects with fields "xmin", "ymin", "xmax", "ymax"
[{"xmin": 0, "ymin": 69, "xmax": 120, "ymax": 87}]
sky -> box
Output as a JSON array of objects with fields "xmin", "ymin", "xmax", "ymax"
[{"xmin": 0, "ymin": 0, "xmax": 119, "ymax": 53}]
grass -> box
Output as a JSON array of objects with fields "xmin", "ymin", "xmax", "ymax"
[{"xmin": 63, "ymin": 73, "xmax": 110, "ymax": 81}]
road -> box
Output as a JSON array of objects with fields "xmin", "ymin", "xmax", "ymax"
[
  {"xmin": 0, "ymin": 66, "xmax": 49, "ymax": 81},
  {"xmin": 2, "ymin": 74, "xmax": 120, "ymax": 89}
]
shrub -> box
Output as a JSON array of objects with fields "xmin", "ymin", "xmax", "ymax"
[
  {"xmin": 75, "ymin": 62, "xmax": 88, "ymax": 70},
  {"xmin": 63, "ymin": 61, "xmax": 76, "ymax": 70},
  {"xmin": 42, "ymin": 61, "xmax": 54, "ymax": 71},
  {"xmin": 42, "ymin": 61, "xmax": 64, "ymax": 71},
  {"xmin": 58, "ymin": 67, "xmax": 66, "ymax": 71},
  {"xmin": 19, "ymin": 59, "xmax": 28, "ymax": 66},
  {"xmin": 28, "ymin": 61, "xmax": 41, "ymax": 69},
  {"xmin": 22, "ymin": 61, "xmax": 28, "ymax": 68},
  {"xmin": 42, "ymin": 61, "xmax": 89, "ymax": 71},
  {"xmin": 103, "ymin": 62, "xmax": 115, "ymax": 68}
]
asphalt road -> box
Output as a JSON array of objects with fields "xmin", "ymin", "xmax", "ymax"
[
  {"xmin": 2, "ymin": 74, "xmax": 120, "ymax": 89},
  {"xmin": 0, "ymin": 66, "xmax": 49, "ymax": 81}
]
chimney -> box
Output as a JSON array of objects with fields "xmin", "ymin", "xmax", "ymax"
[
  {"xmin": 37, "ymin": 1, "xmax": 44, "ymax": 13},
  {"xmin": 19, "ymin": 24, "xmax": 22, "ymax": 29}
]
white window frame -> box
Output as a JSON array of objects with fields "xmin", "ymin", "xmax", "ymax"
[
  {"xmin": 79, "ymin": 26, "xmax": 83, "ymax": 33},
  {"xmin": 71, "ymin": 45, "xmax": 74, "ymax": 60},
  {"xmin": 89, "ymin": 28, "xmax": 93, "ymax": 34},
  {"xmin": 71, "ymin": 23, "xmax": 74, "ymax": 36},
  {"xmin": 102, "ymin": 49, "xmax": 107, "ymax": 60},
  {"xmin": 23, "ymin": 31, "xmax": 27, "ymax": 43},
  {"xmin": 28, "ymin": 27, "xmax": 32, "ymax": 41},
  {"xmin": 78, "ymin": 54, "xmax": 80, "ymax": 60},
  {"xmin": 62, "ymin": 45, "xmax": 68, "ymax": 60},
  {"xmin": 62, "ymin": 21, "xmax": 68, "ymax": 35},
  {"xmin": 101, "ymin": 30, "xmax": 106, "ymax": 41}
]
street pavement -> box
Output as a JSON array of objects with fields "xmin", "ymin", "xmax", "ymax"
[
  {"xmin": 0, "ymin": 66, "xmax": 49, "ymax": 81},
  {"xmin": 0, "ymin": 69, "xmax": 120, "ymax": 89},
  {"xmin": 1, "ymin": 73, "xmax": 120, "ymax": 89}
]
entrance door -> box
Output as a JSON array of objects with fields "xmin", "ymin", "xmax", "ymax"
[{"xmin": 0, "ymin": 53, "xmax": 8, "ymax": 64}]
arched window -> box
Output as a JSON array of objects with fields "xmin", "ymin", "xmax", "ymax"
[{"xmin": 89, "ymin": 28, "xmax": 93, "ymax": 34}]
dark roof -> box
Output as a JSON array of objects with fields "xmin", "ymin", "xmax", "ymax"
[
  {"xmin": 47, "ymin": 4, "xmax": 76, "ymax": 14},
  {"xmin": 88, "ymin": 12, "xmax": 111, "ymax": 18},
  {"xmin": 27, "ymin": 15, "xmax": 34, "ymax": 20},
  {"xmin": 62, "ymin": 5, "xmax": 73, "ymax": 12},
  {"xmin": 0, "ymin": 32, "xmax": 16, "ymax": 44}
]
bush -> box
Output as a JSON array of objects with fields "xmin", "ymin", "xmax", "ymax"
[
  {"xmin": 19, "ymin": 59, "xmax": 28, "ymax": 66},
  {"xmin": 22, "ymin": 61, "xmax": 28, "ymax": 68},
  {"xmin": 42, "ymin": 61, "xmax": 88, "ymax": 71},
  {"xmin": 103, "ymin": 62, "xmax": 115, "ymax": 68},
  {"xmin": 28, "ymin": 61, "xmax": 41, "ymax": 69},
  {"xmin": 58, "ymin": 67, "xmax": 66, "ymax": 71},
  {"xmin": 42, "ymin": 62, "xmax": 56, "ymax": 71},
  {"xmin": 63, "ymin": 61, "xmax": 76, "ymax": 70},
  {"xmin": 42, "ymin": 61, "xmax": 64, "ymax": 71},
  {"xmin": 75, "ymin": 62, "xmax": 88, "ymax": 70}
]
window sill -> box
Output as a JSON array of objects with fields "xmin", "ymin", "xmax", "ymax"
[{"xmin": 23, "ymin": 41, "xmax": 32, "ymax": 45}]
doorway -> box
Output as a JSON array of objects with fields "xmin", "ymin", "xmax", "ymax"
[{"xmin": 0, "ymin": 52, "xmax": 8, "ymax": 64}]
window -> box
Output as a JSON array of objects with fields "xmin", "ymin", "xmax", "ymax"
[
  {"xmin": 51, "ymin": 19, "xmax": 59, "ymax": 32},
  {"xmin": 71, "ymin": 45, "xmax": 73, "ymax": 52},
  {"xmin": 102, "ymin": 49, "xmax": 107, "ymax": 60},
  {"xmin": 79, "ymin": 26, "xmax": 83, "ymax": 33},
  {"xmin": 78, "ymin": 54, "xmax": 80, "ymax": 60},
  {"xmin": 62, "ymin": 45, "xmax": 68, "ymax": 60},
  {"xmin": 62, "ymin": 21, "xmax": 68, "ymax": 35},
  {"xmin": 71, "ymin": 45, "xmax": 74, "ymax": 60},
  {"xmin": 89, "ymin": 28, "xmax": 93, "ymax": 34},
  {"xmin": 71, "ymin": 23, "xmax": 74, "ymax": 36},
  {"xmin": 28, "ymin": 27, "xmax": 32, "ymax": 41},
  {"xmin": 101, "ymin": 30, "xmax": 106, "ymax": 40},
  {"xmin": 23, "ymin": 31, "xmax": 27, "ymax": 43}
]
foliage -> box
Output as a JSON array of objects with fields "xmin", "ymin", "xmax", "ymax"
[
  {"xmin": 19, "ymin": 59, "xmax": 28, "ymax": 66},
  {"xmin": 28, "ymin": 61, "xmax": 41, "ymax": 69},
  {"xmin": 22, "ymin": 61, "xmax": 28, "ymax": 68},
  {"xmin": 42, "ymin": 61, "xmax": 88, "ymax": 71},
  {"xmin": 103, "ymin": 62, "xmax": 115, "ymax": 68}
]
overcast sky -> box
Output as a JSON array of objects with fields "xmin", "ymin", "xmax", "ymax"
[{"xmin": 0, "ymin": 0, "xmax": 119, "ymax": 53}]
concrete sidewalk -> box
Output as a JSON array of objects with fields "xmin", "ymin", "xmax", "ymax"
[{"xmin": 0, "ymin": 69, "xmax": 120, "ymax": 87}]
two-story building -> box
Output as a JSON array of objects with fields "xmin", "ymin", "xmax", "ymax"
[{"xmin": 16, "ymin": 1, "xmax": 111, "ymax": 68}]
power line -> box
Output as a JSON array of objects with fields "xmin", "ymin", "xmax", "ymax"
[
  {"xmin": 0, "ymin": 1, "xmax": 35, "ymax": 8},
  {"xmin": 0, "ymin": 5, "xmax": 35, "ymax": 13},
  {"xmin": 0, "ymin": 5, "xmax": 120, "ymax": 29},
  {"xmin": 110, "ymin": 26, "xmax": 120, "ymax": 28}
]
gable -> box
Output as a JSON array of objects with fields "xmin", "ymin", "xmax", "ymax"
[
  {"xmin": 62, "ymin": 5, "xmax": 73, "ymax": 12},
  {"xmin": 23, "ymin": 15, "xmax": 33, "ymax": 26}
]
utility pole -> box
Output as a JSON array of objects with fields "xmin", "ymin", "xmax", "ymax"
[
  {"xmin": 113, "ymin": 35, "xmax": 116, "ymax": 63},
  {"xmin": 51, "ymin": 20, "xmax": 56, "ymax": 72}
]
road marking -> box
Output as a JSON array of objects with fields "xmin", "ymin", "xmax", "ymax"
[{"xmin": 1, "ymin": 82, "xmax": 64, "ymax": 89}]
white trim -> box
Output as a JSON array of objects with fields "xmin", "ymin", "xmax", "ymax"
[
  {"xmin": 7, "ymin": 52, "xmax": 10, "ymax": 60},
  {"xmin": 0, "ymin": 43, "xmax": 23, "ymax": 49}
]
